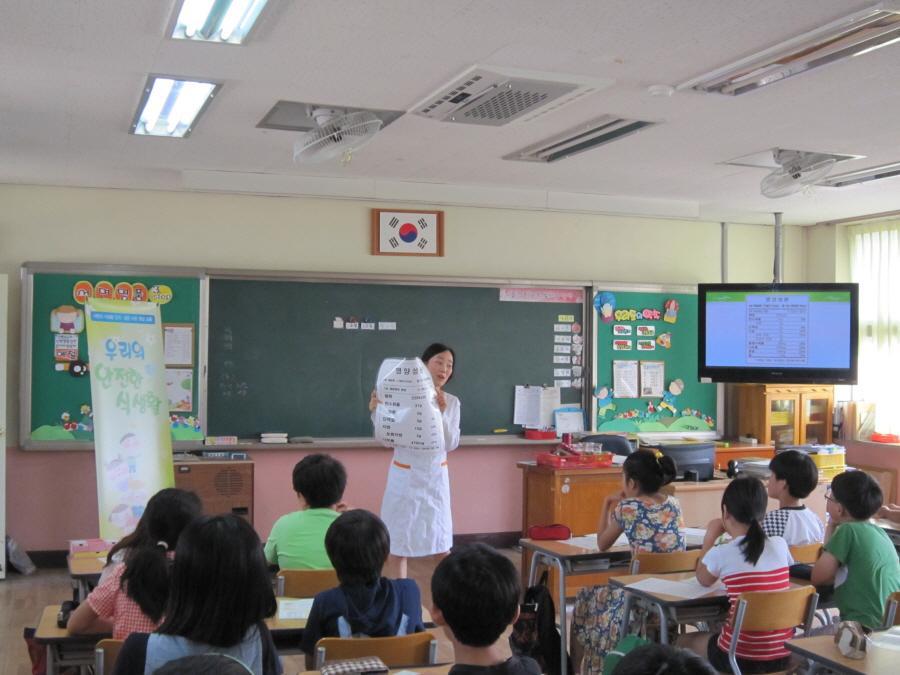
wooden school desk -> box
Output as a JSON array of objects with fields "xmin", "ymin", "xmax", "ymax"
[
  {"xmin": 68, "ymin": 552, "xmax": 106, "ymax": 600},
  {"xmin": 785, "ymin": 635, "xmax": 875, "ymax": 675},
  {"xmin": 611, "ymin": 572, "xmax": 729, "ymax": 644},
  {"xmin": 34, "ymin": 604, "xmax": 109, "ymax": 675}
]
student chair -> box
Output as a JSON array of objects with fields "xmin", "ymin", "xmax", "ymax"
[
  {"xmin": 314, "ymin": 632, "xmax": 439, "ymax": 669},
  {"xmin": 94, "ymin": 638, "xmax": 124, "ymax": 675},
  {"xmin": 788, "ymin": 543, "xmax": 823, "ymax": 564},
  {"xmin": 276, "ymin": 568, "xmax": 339, "ymax": 597},
  {"xmin": 882, "ymin": 590, "xmax": 900, "ymax": 628},
  {"xmin": 629, "ymin": 549, "xmax": 703, "ymax": 575},
  {"xmin": 726, "ymin": 586, "xmax": 819, "ymax": 675}
]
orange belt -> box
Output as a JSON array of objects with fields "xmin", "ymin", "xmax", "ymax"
[{"xmin": 392, "ymin": 460, "xmax": 448, "ymax": 469}]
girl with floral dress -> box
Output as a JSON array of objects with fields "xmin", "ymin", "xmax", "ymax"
[{"xmin": 571, "ymin": 450, "xmax": 685, "ymax": 675}]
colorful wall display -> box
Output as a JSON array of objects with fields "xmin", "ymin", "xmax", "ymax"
[
  {"xmin": 85, "ymin": 298, "xmax": 174, "ymax": 538},
  {"xmin": 24, "ymin": 269, "xmax": 203, "ymax": 447},
  {"xmin": 593, "ymin": 289, "xmax": 717, "ymax": 433}
]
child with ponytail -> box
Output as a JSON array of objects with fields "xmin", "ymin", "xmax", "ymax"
[
  {"xmin": 571, "ymin": 449, "xmax": 684, "ymax": 675},
  {"xmin": 68, "ymin": 488, "xmax": 202, "ymax": 639},
  {"xmin": 678, "ymin": 477, "xmax": 793, "ymax": 674}
]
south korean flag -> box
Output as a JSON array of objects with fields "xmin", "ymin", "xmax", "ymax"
[{"xmin": 377, "ymin": 211, "xmax": 440, "ymax": 255}]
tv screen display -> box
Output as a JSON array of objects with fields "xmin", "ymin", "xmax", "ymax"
[{"xmin": 698, "ymin": 283, "xmax": 858, "ymax": 384}]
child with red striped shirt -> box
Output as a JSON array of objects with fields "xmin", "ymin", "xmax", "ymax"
[{"xmin": 678, "ymin": 477, "xmax": 794, "ymax": 674}]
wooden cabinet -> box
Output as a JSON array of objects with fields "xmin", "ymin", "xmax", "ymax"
[
  {"xmin": 733, "ymin": 384, "xmax": 834, "ymax": 448},
  {"xmin": 174, "ymin": 460, "xmax": 254, "ymax": 524}
]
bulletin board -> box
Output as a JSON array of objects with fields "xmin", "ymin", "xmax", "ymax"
[
  {"xmin": 21, "ymin": 263, "xmax": 205, "ymax": 449},
  {"xmin": 592, "ymin": 286, "xmax": 718, "ymax": 434}
]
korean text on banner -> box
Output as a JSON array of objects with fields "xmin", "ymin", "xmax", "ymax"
[
  {"xmin": 375, "ymin": 357, "xmax": 443, "ymax": 451},
  {"xmin": 85, "ymin": 298, "xmax": 174, "ymax": 540}
]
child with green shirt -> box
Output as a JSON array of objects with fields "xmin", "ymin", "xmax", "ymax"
[
  {"xmin": 264, "ymin": 453, "xmax": 347, "ymax": 569},
  {"xmin": 812, "ymin": 470, "xmax": 900, "ymax": 630}
]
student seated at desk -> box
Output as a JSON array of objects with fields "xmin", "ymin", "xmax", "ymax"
[
  {"xmin": 762, "ymin": 450, "xmax": 824, "ymax": 545},
  {"xmin": 811, "ymin": 470, "xmax": 900, "ymax": 631},
  {"xmin": 571, "ymin": 449, "xmax": 685, "ymax": 675},
  {"xmin": 264, "ymin": 453, "xmax": 346, "ymax": 569},
  {"xmin": 301, "ymin": 509, "xmax": 425, "ymax": 669},
  {"xmin": 68, "ymin": 488, "xmax": 201, "ymax": 639},
  {"xmin": 114, "ymin": 514, "xmax": 282, "ymax": 675},
  {"xmin": 678, "ymin": 477, "xmax": 793, "ymax": 674},
  {"xmin": 431, "ymin": 543, "xmax": 541, "ymax": 675}
]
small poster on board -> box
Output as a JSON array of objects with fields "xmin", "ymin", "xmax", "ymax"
[
  {"xmin": 640, "ymin": 360, "xmax": 665, "ymax": 398},
  {"xmin": 612, "ymin": 360, "xmax": 639, "ymax": 398}
]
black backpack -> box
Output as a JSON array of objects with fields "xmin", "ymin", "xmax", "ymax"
[{"xmin": 509, "ymin": 570, "xmax": 573, "ymax": 675}]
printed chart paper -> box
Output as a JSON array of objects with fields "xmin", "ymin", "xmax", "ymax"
[
  {"xmin": 514, "ymin": 386, "xmax": 561, "ymax": 428},
  {"xmin": 375, "ymin": 358, "xmax": 443, "ymax": 451}
]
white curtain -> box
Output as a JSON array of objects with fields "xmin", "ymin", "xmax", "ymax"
[{"xmin": 848, "ymin": 220, "xmax": 900, "ymax": 435}]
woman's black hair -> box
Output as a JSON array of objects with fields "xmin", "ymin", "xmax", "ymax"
[
  {"xmin": 158, "ymin": 514, "xmax": 276, "ymax": 647},
  {"xmin": 112, "ymin": 488, "xmax": 202, "ymax": 622},
  {"xmin": 421, "ymin": 342, "xmax": 455, "ymax": 382},
  {"xmin": 623, "ymin": 449, "xmax": 677, "ymax": 494},
  {"xmin": 721, "ymin": 477, "xmax": 768, "ymax": 565},
  {"xmin": 325, "ymin": 509, "xmax": 390, "ymax": 586}
]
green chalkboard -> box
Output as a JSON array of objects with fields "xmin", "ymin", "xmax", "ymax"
[
  {"xmin": 25, "ymin": 268, "xmax": 203, "ymax": 447},
  {"xmin": 207, "ymin": 279, "xmax": 586, "ymax": 438},
  {"xmin": 593, "ymin": 289, "xmax": 717, "ymax": 433}
]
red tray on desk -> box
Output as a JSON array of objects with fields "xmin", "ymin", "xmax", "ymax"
[{"xmin": 536, "ymin": 452, "xmax": 614, "ymax": 469}]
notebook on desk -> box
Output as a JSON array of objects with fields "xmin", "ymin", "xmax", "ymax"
[{"xmin": 565, "ymin": 528, "xmax": 706, "ymax": 550}]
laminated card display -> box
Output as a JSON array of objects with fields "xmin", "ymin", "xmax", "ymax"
[{"xmin": 375, "ymin": 357, "xmax": 443, "ymax": 451}]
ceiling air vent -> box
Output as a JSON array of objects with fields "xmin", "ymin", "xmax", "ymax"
[
  {"xmin": 504, "ymin": 115, "xmax": 656, "ymax": 163},
  {"xmin": 412, "ymin": 66, "xmax": 614, "ymax": 127},
  {"xmin": 817, "ymin": 160, "xmax": 900, "ymax": 187}
]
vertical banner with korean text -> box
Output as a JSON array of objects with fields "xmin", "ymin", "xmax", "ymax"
[{"xmin": 85, "ymin": 298, "xmax": 173, "ymax": 539}]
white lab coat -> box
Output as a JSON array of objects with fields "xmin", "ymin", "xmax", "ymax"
[{"xmin": 375, "ymin": 392, "xmax": 460, "ymax": 557}]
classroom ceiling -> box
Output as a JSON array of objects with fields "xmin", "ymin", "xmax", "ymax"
[{"xmin": 3, "ymin": 0, "xmax": 900, "ymax": 225}]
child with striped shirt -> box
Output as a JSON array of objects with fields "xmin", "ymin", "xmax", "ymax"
[{"xmin": 678, "ymin": 477, "xmax": 794, "ymax": 674}]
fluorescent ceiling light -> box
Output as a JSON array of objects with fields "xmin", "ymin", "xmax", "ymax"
[
  {"xmin": 677, "ymin": 3, "xmax": 900, "ymax": 95},
  {"xmin": 131, "ymin": 77, "xmax": 220, "ymax": 138},
  {"xmin": 504, "ymin": 116, "xmax": 655, "ymax": 163},
  {"xmin": 817, "ymin": 160, "xmax": 900, "ymax": 187},
  {"xmin": 171, "ymin": 0, "xmax": 269, "ymax": 44}
]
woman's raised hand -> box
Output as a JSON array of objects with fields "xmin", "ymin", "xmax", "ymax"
[
  {"xmin": 368, "ymin": 389, "xmax": 380, "ymax": 412},
  {"xmin": 435, "ymin": 389, "xmax": 447, "ymax": 412}
]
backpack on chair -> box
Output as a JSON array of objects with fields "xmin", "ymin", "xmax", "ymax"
[{"xmin": 509, "ymin": 570, "xmax": 573, "ymax": 675}]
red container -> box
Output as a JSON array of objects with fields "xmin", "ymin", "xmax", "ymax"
[{"xmin": 536, "ymin": 452, "xmax": 614, "ymax": 468}]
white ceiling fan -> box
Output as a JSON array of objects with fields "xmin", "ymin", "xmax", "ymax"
[
  {"xmin": 292, "ymin": 107, "xmax": 383, "ymax": 164},
  {"xmin": 760, "ymin": 148, "xmax": 837, "ymax": 198}
]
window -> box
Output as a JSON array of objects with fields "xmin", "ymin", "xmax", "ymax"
[{"xmin": 848, "ymin": 220, "xmax": 900, "ymax": 434}]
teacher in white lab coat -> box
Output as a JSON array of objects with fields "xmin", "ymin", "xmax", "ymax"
[{"xmin": 369, "ymin": 343, "xmax": 460, "ymax": 578}]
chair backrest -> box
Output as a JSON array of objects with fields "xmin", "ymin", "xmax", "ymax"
[
  {"xmin": 789, "ymin": 543, "xmax": 823, "ymax": 564},
  {"xmin": 578, "ymin": 434, "xmax": 633, "ymax": 456},
  {"xmin": 732, "ymin": 586, "xmax": 818, "ymax": 633},
  {"xmin": 883, "ymin": 590, "xmax": 900, "ymax": 628},
  {"xmin": 276, "ymin": 568, "xmax": 339, "ymax": 597},
  {"xmin": 629, "ymin": 549, "xmax": 702, "ymax": 574},
  {"xmin": 94, "ymin": 638, "xmax": 124, "ymax": 675},
  {"xmin": 315, "ymin": 632, "xmax": 438, "ymax": 669}
]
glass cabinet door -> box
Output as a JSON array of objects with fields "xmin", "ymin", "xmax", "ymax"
[
  {"xmin": 803, "ymin": 395, "xmax": 832, "ymax": 444},
  {"xmin": 769, "ymin": 397, "xmax": 797, "ymax": 447}
]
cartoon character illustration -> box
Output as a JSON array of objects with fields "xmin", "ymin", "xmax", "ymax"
[
  {"xmin": 656, "ymin": 332, "xmax": 672, "ymax": 349},
  {"xmin": 647, "ymin": 400, "xmax": 657, "ymax": 415},
  {"xmin": 77, "ymin": 404, "xmax": 93, "ymax": 431},
  {"xmin": 50, "ymin": 305, "xmax": 85, "ymax": 334},
  {"xmin": 595, "ymin": 291, "xmax": 617, "ymax": 324},
  {"xmin": 60, "ymin": 411, "xmax": 78, "ymax": 431},
  {"xmin": 658, "ymin": 379, "xmax": 684, "ymax": 415},
  {"xmin": 663, "ymin": 299, "xmax": 679, "ymax": 324},
  {"xmin": 594, "ymin": 385, "xmax": 617, "ymax": 417}
]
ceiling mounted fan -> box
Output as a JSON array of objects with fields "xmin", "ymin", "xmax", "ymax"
[
  {"xmin": 760, "ymin": 148, "xmax": 836, "ymax": 198},
  {"xmin": 292, "ymin": 107, "xmax": 383, "ymax": 164}
]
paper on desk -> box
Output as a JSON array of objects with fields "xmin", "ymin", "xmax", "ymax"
[
  {"xmin": 680, "ymin": 527, "xmax": 707, "ymax": 547},
  {"xmin": 565, "ymin": 532, "xmax": 630, "ymax": 550},
  {"xmin": 626, "ymin": 577, "xmax": 724, "ymax": 599},
  {"xmin": 278, "ymin": 598, "xmax": 313, "ymax": 620}
]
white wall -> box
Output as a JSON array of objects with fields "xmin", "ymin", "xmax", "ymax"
[{"xmin": 0, "ymin": 184, "xmax": 805, "ymax": 445}]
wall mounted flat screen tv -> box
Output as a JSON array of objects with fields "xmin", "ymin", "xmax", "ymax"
[{"xmin": 698, "ymin": 283, "xmax": 858, "ymax": 384}]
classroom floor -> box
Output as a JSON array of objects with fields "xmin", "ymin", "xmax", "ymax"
[{"xmin": 1, "ymin": 548, "xmax": 522, "ymax": 674}]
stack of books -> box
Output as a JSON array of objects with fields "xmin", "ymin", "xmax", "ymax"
[{"xmin": 260, "ymin": 432, "xmax": 288, "ymax": 444}]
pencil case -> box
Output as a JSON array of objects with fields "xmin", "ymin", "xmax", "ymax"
[{"xmin": 527, "ymin": 523, "xmax": 572, "ymax": 540}]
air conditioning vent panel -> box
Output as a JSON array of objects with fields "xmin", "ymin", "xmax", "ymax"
[{"xmin": 504, "ymin": 116, "xmax": 656, "ymax": 163}]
